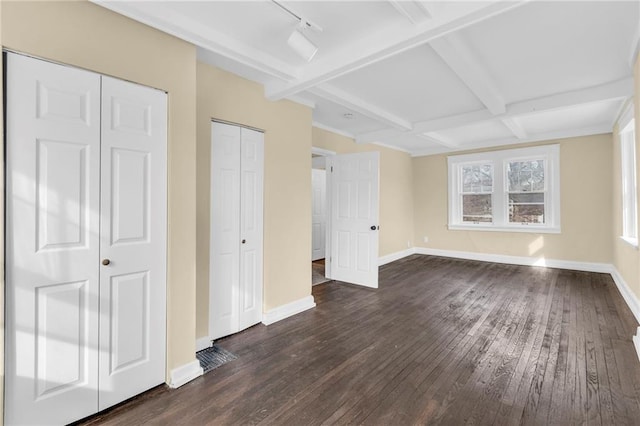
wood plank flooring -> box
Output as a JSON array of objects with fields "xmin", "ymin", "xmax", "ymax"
[{"xmin": 80, "ymin": 255, "xmax": 640, "ymax": 425}]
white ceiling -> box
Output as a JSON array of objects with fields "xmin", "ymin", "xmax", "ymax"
[{"xmin": 94, "ymin": 0, "xmax": 640, "ymax": 156}]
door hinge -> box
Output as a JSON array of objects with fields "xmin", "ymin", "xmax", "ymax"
[{"xmin": 331, "ymin": 166, "xmax": 333, "ymax": 172}]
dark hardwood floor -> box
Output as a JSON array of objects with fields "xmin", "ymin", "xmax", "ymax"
[{"xmin": 81, "ymin": 255, "xmax": 640, "ymax": 425}]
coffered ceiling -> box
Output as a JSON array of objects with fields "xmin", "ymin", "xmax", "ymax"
[{"xmin": 93, "ymin": 0, "xmax": 640, "ymax": 156}]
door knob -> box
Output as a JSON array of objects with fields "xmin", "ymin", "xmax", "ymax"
[
  {"xmin": 242, "ymin": 239, "xmax": 246, "ymax": 244},
  {"xmin": 102, "ymin": 259, "xmax": 111, "ymax": 266},
  {"xmin": 370, "ymin": 225, "xmax": 378, "ymax": 231}
]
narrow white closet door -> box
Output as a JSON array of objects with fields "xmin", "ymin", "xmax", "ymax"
[
  {"xmin": 5, "ymin": 53, "xmax": 101, "ymax": 425},
  {"xmin": 99, "ymin": 76, "xmax": 167, "ymax": 410},
  {"xmin": 238, "ymin": 128, "xmax": 264, "ymax": 331},
  {"xmin": 210, "ymin": 122, "xmax": 242, "ymax": 340}
]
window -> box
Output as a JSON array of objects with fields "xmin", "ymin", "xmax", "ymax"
[
  {"xmin": 461, "ymin": 164, "xmax": 493, "ymax": 223},
  {"xmin": 620, "ymin": 104, "xmax": 637, "ymax": 247},
  {"xmin": 448, "ymin": 145, "xmax": 560, "ymax": 233}
]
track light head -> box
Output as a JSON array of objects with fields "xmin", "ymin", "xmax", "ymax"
[{"xmin": 287, "ymin": 27, "xmax": 318, "ymax": 62}]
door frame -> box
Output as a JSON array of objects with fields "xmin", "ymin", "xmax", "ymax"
[{"xmin": 311, "ymin": 147, "xmax": 335, "ymax": 279}]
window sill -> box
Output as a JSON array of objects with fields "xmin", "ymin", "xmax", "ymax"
[
  {"xmin": 448, "ymin": 224, "xmax": 561, "ymax": 234},
  {"xmin": 620, "ymin": 236, "xmax": 639, "ymax": 249}
]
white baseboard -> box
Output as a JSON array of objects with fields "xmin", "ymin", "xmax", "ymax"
[
  {"xmin": 634, "ymin": 328, "xmax": 640, "ymax": 363},
  {"xmin": 196, "ymin": 336, "xmax": 213, "ymax": 352},
  {"xmin": 415, "ymin": 247, "xmax": 612, "ymax": 273},
  {"xmin": 262, "ymin": 295, "xmax": 316, "ymax": 326},
  {"xmin": 379, "ymin": 248, "xmax": 416, "ymax": 266},
  {"xmin": 168, "ymin": 360, "xmax": 203, "ymax": 389},
  {"xmin": 610, "ymin": 268, "xmax": 640, "ymax": 325}
]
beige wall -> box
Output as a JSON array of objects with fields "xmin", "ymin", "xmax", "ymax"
[
  {"xmin": 196, "ymin": 62, "xmax": 313, "ymax": 339},
  {"xmin": 613, "ymin": 54, "xmax": 640, "ymax": 301},
  {"xmin": 1, "ymin": 0, "xmax": 199, "ymax": 379},
  {"xmin": 312, "ymin": 128, "xmax": 415, "ymax": 257},
  {"xmin": 413, "ymin": 134, "xmax": 614, "ymax": 263}
]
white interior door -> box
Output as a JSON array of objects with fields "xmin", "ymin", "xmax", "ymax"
[
  {"xmin": 210, "ymin": 122, "xmax": 241, "ymax": 340},
  {"xmin": 98, "ymin": 77, "xmax": 167, "ymax": 410},
  {"xmin": 329, "ymin": 152, "xmax": 380, "ymax": 288},
  {"xmin": 238, "ymin": 128, "xmax": 264, "ymax": 331},
  {"xmin": 210, "ymin": 122, "xmax": 263, "ymax": 340},
  {"xmin": 311, "ymin": 169, "xmax": 326, "ymax": 261},
  {"xmin": 5, "ymin": 53, "xmax": 101, "ymax": 425}
]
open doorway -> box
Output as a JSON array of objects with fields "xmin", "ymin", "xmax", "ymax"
[{"xmin": 311, "ymin": 147, "xmax": 334, "ymax": 285}]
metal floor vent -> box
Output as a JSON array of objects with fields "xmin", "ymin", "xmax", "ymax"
[{"xmin": 196, "ymin": 344, "xmax": 238, "ymax": 374}]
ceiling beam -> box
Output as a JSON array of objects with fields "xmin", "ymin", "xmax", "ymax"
[
  {"xmin": 500, "ymin": 117, "xmax": 527, "ymax": 139},
  {"xmin": 414, "ymin": 1, "xmax": 434, "ymax": 19},
  {"xmin": 91, "ymin": 0, "xmax": 298, "ymax": 81},
  {"xmin": 265, "ymin": 0, "xmax": 530, "ymax": 100},
  {"xmin": 430, "ymin": 33, "xmax": 506, "ymax": 114},
  {"xmin": 310, "ymin": 84, "xmax": 413, "ymax": 130},
  {"xmin": 356, "ymin": 77, "xmax": 632, "ymax": 144},
  {"xmin": 387, "ymin": 1, "xmax": 431, "ymax": 25}
]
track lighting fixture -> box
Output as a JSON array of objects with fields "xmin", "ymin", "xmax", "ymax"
[{"xmin": 272, "ymin": 1, "xmax": 323, "ymax": 62}]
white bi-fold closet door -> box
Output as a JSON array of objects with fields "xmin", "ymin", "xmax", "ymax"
[
  {"xmin": 5, "ymin": 52, "xmax": 167, "ymax": 425},
  {"xmin": 209, "ymin": 121, "xmax": 264, "ymax": 341}
]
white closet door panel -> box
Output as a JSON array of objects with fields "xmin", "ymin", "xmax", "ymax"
[
  {"xmin": 99, "ymin": 76, "xmax": 167, "ymax": 410},
  {"xmin": 330, "ymin": 152, "xmax": 380, "ymax": 288},
  {"xmin": 5, "ymin": 53, "xmax": 101, "ymax": 426},
  {"xmin": 239, "ymin": 128, "xmax": 264, "ymax": 330},
  {"xmin": 210, "ymin": 122, "xmax": 241, "ymax": 339}
]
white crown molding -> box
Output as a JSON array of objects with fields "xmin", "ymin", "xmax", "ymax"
[
  {"xmin": 265, "ymin": 0, "xmax": 530, "ymax": 100},
  {"xmin": 411, "ymin": 123, "xmax": 612, "ymax": 157},
  {"xmin": 168, "ymin": 360, "xmax": 203, "ymax": 389},
  {"xmin": 91, "ymin": 0, "xmax": 298, "ymax": 81},
  {"xmin": 312, "ymin": 121, "xmax": 355, "ymax": 139},
  {"xmin": 262, "ymin": 296, "xmax": 316, "ymax": 325}
]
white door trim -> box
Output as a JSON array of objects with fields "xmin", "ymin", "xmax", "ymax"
[{"xmin": 311, "ymin": 147, "xmax": 336, "ymax": 279}]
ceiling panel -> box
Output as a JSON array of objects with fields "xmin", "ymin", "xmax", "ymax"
[
  {"xmin": 428, "ymin": 119, "xmax": 514, "ymax": 146},
  {"xmin": 330, "ymin": 44, "xmax": 485, "ymax": 122},
  {"xmin": 517, "ymin": 100, "xmax": 622, "ymax": 135},
  {"xmin": 459, "ymin": 1, "xmax": 639, "ymax": 104},
  {"xmin": 308, "ymin": 95, "xmax": 388, "ymax": 135}
]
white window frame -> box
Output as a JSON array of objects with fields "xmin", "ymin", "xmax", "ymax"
[
  {"xmin": 619, "ymin": 102, "xmax": 638, "ymax": 248},
  {"xmin": 448, "ymin": 144, "xmax": 561, "ymax": 233}
]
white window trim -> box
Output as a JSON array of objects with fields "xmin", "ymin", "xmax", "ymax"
[
  {"xmin": 448, "ymin": 144, "xmax": 561, "ymax": 233},
  {"xmin": 619, "ymin": 101, "xmax": 637, "ymax": 246}
]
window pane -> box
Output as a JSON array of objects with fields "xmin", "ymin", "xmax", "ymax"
[
  {"xmin": 462, "ymin": 164, "xmax": 492, "ymax": 193},
  {"xmin": 462, "ymin": 194, "xmax": 492, "ymax": 223},
  {"xmin": 507, "ymin": 160, "xmax": 545, "ymax": 192},
  {"xmin": 509, "ymin": 193, "xmax": 544, "ymax": 224}
]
